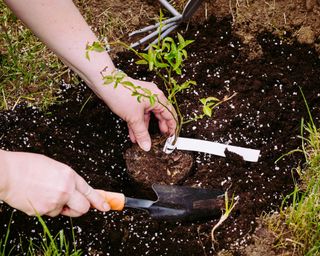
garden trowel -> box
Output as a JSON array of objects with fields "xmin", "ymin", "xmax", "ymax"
[{"xmin": 97, "ymin": 184, "xmax": 224, "ymax": 221}]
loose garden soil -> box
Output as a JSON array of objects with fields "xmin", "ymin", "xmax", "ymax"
[{"xmin": 1, "ymin": 15, "xmax": 320, "ymax": 256}]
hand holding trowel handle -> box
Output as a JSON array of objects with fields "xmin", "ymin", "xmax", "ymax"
[
  {"xmin": 95, "ymin": 184, "xmax": 225, "ymax": 221},
  {"xmin": 96, "ymin": 190, "xmax": 126, "ymax": 211}
]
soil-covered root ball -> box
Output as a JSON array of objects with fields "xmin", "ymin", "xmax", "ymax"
[{"xmin": 124, "ymin": 137, "xmax": 193, "ymax": 186}]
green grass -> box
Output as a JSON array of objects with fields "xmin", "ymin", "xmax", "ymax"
[
  {"xmin": 264, "ymin": 90, "xmax": 320, "ymax": 255},
  {"xmin": 0, "ymin": 2, "xmax": 74, "ymax": 110},
  {"xmin": 0, "ymin": 214, "xmax": 15, "ymax": 256},
  {"xmin": 0, "ymin": 213, "xmax": 82, "ymax": 256},
  {"xmin": 0, "ymin": 0, "xmax": 149, "ymax": 111}
]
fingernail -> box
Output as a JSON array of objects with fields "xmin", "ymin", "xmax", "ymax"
[
  {"xmin": 103, "ymin": 202, "xmax": 110, "ymax": 211},
  {"xmin": 140, "ymin": 141, "xmax": 151, "ymax": 151}
]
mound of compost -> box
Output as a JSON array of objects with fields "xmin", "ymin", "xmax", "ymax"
[{"xmin": 0, "ymin": 17, "xmax": 319, "ymax": 255}]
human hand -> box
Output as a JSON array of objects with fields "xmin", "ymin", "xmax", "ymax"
[
  {"xmin": 95, "ymin": 76, "xmax": 177, "ymax": 151},
  {"xmin": 0, "ymin": 150, "xmax": 110, "ymax": 217}
]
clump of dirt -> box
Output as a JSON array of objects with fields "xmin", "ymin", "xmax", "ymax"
[
  {"xmin": 242, "ymin": 220, "xmax": 279, "ymax": 256},
  {"xmin": 124, "ymin": 137, "xmax": 194, "ymax": 186},
  {"xmin": 202, "ymin": 0, "xmax": 320, "ymax": 58}
]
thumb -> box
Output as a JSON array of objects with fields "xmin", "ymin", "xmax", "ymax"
[{"xmin": 128, "ymin": 119, "xmax": 151, "ymax": 151}]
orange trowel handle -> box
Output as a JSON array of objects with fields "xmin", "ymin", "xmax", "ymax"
[{"xmin": 96, "ymin": 189, "xmax": 125, "ymax": 211}]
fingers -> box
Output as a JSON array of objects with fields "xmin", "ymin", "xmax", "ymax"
[
  {"xmin": 153, "ymin": 107, "xmax": 177, "ymax": 136},
  {"xmin": 75, "ymin": 175, "xmax": 110, "ymax": 212},
  {"xmin": 128, "ymin": 125, "xmax": 136, "ymax": 143},
  {"xmin": 128, "ymin": 119, "xmax": 151, "ymax": 151},
  {"xmin": 47, "ymin": 207, "xmax": 64, "ymax": 217},
  {"xmin": 60, "ymin": 207, "xmax": 83, "ymax": 218},
  {"xmin": 66, "ymin": 190, "xmax": 90, "ymax": 216}
]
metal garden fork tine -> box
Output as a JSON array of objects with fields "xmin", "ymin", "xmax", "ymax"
[
  {"xmin": 129, "ymin": 15, "xmax": 181, "ymax": 38},
  {"xmin": 131, "ymin": 22, "xmax": 177, "ymax": 49},
  {"xmin": 144, "ymin": 24, "xmax": 178, "ymax": 50},
  {"xmin": 129, "ymin": 0, "xmax": 204, "ymax": 49}
]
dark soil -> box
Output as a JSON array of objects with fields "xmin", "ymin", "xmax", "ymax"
[{"xmin": 0, "ymin": 16, "xmax": 320, "ymax": 255}]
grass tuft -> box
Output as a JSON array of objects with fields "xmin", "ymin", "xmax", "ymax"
[
  {"xmin": 0, "ymin": 2, "xmax": 74, "ymax": 110},
  {"xmin": 0, "ymin": 212, "xmax": 82, "ymax": 256},
  {"xmin": 264, "ymin": 90, "xmax": 320, "ymax": 255}
]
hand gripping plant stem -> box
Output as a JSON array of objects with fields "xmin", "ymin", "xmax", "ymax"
[{"xmin": 86, "ymin": 31, "xmax": 236, "ymax": 146}]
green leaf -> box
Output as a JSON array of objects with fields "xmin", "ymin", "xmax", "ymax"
[
  {"xmin": 114, "ymin": 71, "xmax": 126, "ymax": 80},
  {"xmin": 148, "ymin": 47, "xmax": 155, "ymax": 71},
  {"xmin": 175, "ymin": 67, "xmax": 182, "ymax": 75},
  {"xmin": 182, "ymin": 49, "xmax": 188, "ymax": 59},
  {"xmin": 154, "ymin": 56, "xmax": 169, "ymax": 68},
  {"xmin": 136, "ymin": 59, "xmax": 148, "ymax": 65},
  {"xmin": 114, "ymin": 81, "xmax": 119, "ymax": 88},
  {"xmin": 173, "ymin": 50, "xmax": 182, "ymax": 72},
  {"xmin": 162, "ymin": 41, "xmax": 171, "ymax": 52},
  {"xmin": 149, "ymin": 95, "xmax": 156, "ymax": 106},
  {"xmin": 90, "ymin": 41, "xmax": 105, "ymax": 52},
  {"xmin": 200, "ymin": 98, "xmax": 207, "ymax": 105},
  {"xmin": 203, "ymin": 105, "xmax": 212, "ymax": 117},
  {"xmin": 205, "ymin": 96, "xmax": 220, "ymax": 102},
  {"xmin": 183, "ymin": 39, "xmax": 194, "ymax": 49},
  {"xmin": 139, "ymin": 53, "xmax": 149, "ymax": 60},
  {"xmin": 121, "ymin": 81, "xmax": 135, "ymax": 88},
  {"xmin": 180, "ymin": 80, "xmax": 196, "ymax": 90},
  {"xmin": 163, "ymin": 37, "xmax": 175, "ymax": 44},
  {"xmin": 103, "ymin": 76, "xmax": 114, "ymax": 85},
  {"xmin": 177, "ymin": 33, "xmax": 185, "ymax": 48},
  {"xmin": 141, "ymin": 88, "xmax": 152, "ymax": 95},
  {"xmin": 85, "ymin": 51, "xmax": 90, "ymax": 61}
]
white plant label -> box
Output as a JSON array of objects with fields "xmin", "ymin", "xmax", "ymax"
[{"xmin": 163, "ymin": 136, "xmax": 260, "ymax": 162}]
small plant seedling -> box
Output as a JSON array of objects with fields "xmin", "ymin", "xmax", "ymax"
[{"xmin": 211, "ymin": 191, "xmax": 238, "ymax": 249}]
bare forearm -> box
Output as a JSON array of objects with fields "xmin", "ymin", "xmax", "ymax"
[
  {"xmin": 4, "ymin": 0, "xmax": 115, "ymax": 89},
  {"xmin": 0, "ymin": 150, "xmax": 9, "ymax": 200}
]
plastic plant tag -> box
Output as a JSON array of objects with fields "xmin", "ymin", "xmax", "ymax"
[{"xmin": 163, "ymin": 136, "xmax": 260, "ymax": 162}]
